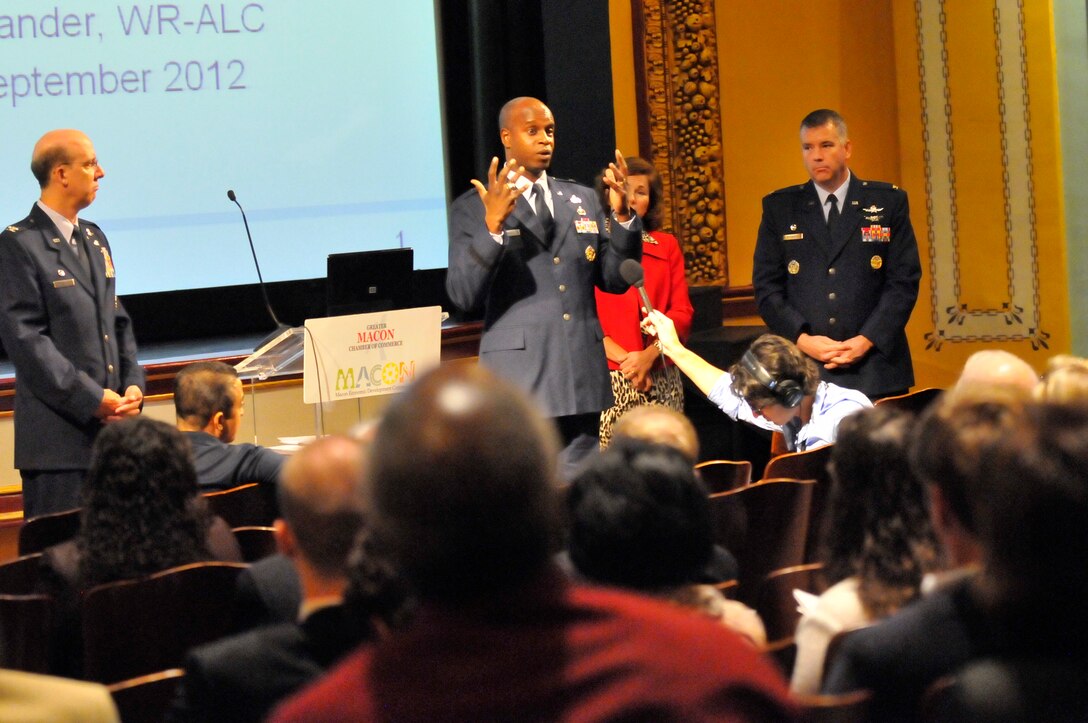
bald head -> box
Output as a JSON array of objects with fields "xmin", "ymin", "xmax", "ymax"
[
  {"xmin": 369, "ymin": 363, "xmax": 560, "ymax": 601},
  {"xmin": 612, "ymin": 405, "xmax": 700, "ymax": 464},
  {"xmin": 956, "ymin": 350, "xmax": 1037, "ymax": 392},
  {"xmin": 278, "ymin": 434, "xmax": 366, "ymax": 577},
  {"xmin": 31, "ymin": 129, "xmax": 103, "ymax": 218}
]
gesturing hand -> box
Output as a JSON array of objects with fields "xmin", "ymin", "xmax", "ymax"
[
  {"xmin": 471, "ymin": 157, "xmax": 526, "ymax": 234},
  {"xmin": 602, "ymin": 149, "xmax": 631, "ymax": 221}
]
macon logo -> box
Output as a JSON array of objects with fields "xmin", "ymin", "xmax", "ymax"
[{"xmin": 335, "ymin": 361, "xmax": 416, "ymax": 391}]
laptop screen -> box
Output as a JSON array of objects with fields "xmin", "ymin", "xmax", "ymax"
[{"xmin": 326, "ymin": 248, "xmax": 414, "ymax": 317}]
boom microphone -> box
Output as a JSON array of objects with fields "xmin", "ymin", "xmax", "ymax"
[
  {"xmin": 619, "ymin": 259, "xmax": 654, "ymax": 315},
  {"xmin": 227, "ymin": 189, "xmax": 290, "ymax": 349}
]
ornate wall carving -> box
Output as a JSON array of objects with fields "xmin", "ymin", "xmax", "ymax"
[{"xmin": 633, "ymin": 0, "xmax": 727, "ymax": 285}]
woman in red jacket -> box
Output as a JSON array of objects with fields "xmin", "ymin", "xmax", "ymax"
[{"xmin": 595, "ymin": 157, "xmax": 693, "ymax": 447}]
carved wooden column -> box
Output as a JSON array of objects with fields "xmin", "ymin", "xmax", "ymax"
[{"xmin": 632, "ymin": 0, "xmax": 727, "ymax": 285}]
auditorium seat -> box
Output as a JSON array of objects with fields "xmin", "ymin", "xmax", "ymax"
[
  {"xmin": 0, "ymin": 592, "xmax": 54, "ymax": 673},
  {"xmin": 875, "ymin": 387, "xmax": 944, "ymax": 414},
  {"xmin": 792, "ymin": 690, "xmax": 873, "ymax": 722},
  {"xmin": 754, "ymin": 562, "xmax": 826, "ymax": 643},
  {"xmin": 82, "ymin": 561, "xmax": 247, "ymax": 684},
  {"xmin": 694, "ymin": 459, "xmax": 752, "ymax": 492},
  {"xmin": 203, "ymin": 483, "xmax": 278, "ymax": 528},
  {"xmin": 231, "ymin": 526, "xmax": 278, "ymax": 563},
  {"xmin": 18, "ymin": 508, "xmax": 81, "ymax": 556},
  {"xmin": 706, "ymin": 478, "xmax": 815, "ymax": 603},
  {"xmin": 108, "ymin": 668, "xmax": 185, "ymax": 723},
  {"xmin": 762, "ymin": 445, "xmax": 834, "ymax": 563},
  {"xmin": 0, "ymin": 552, "xmax": 44, "ymax": 595}
]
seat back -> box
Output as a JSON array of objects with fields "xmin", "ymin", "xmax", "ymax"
[
  {"xmin": 754, "ymin": 562, "xmax": 826, "ymax": 643},
  {"xmin": 706, "ymin": 478, "xmax": 815, "ymax": 601},
  {"xmin": 694, "ymin": 459, "xmax": 752, "ymax": 492},
  {"xmin": 875, "ymin": 387, "xmax": 943, "ymax": 414},
  {"xmin": 18, "ymin": 508, "xmax": 81, "ymax": 556},
  {"xmin": 763, "ymin": 445, "xmax": 834, "ymax": 562},
  {"xmin": 108, "ymin": 668, "xmax": 186, "ymax": 723},
  {"xmin": 0, "ymin": 553, "xmax": 44, "ymax": 595},
  {"xmin": 203, "ymin": 483, "xmax": 278, "ymax": 528},
  {"xmin": 0, "ymin": 593, "xmax": 54, "ymax": 673},
  {"xmin": 231, "ymin": 526, "xmax": 278, "ymax": 563},
  {"xmin": 82, "ymin": 562, "xmax": 247, "ymax": 684}
]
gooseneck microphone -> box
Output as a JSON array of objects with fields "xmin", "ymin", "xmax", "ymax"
[
  {"xmin": 228, "ymin": 190, "xmax": 290, "ymax": 348},
  {"xmin": 619, "ymin": 259, "xmax": 655, "ymax": 315}
]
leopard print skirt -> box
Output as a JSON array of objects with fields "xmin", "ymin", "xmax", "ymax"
[{"xmin": 599, "ymin": 365, "xmax": 685, "ymax": 448}]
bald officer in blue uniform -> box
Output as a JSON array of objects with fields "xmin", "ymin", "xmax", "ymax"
[
  {"xmin": 0, "ymin": 129, "xmax": 144, "ymax": 517},
  {"xmin": 446, "ymin": 97, "xmax": 641, "ymax": 477},
  {"xmin": 752, "ymin": 109, "xmax": 921, "ymax": 398}
]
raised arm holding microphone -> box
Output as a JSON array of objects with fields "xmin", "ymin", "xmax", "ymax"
[
  {"xmin": 446, "ymin": 96, "xmax": 642, "ymax": 478},
  {"xmin": 644, "ymin": 310, "xmax": 869, "ymax": 452}
]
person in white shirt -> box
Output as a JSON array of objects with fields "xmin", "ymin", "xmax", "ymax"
[{"xmin": 645, "ymin": 310, "xmax": 871, "ymax": 451}]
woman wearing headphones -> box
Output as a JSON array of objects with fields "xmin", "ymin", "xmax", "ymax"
[{"xmin": 644, "ymin": 311, "xmax": 871, "ymax": 451}]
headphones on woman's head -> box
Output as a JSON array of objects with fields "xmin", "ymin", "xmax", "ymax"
[{"xmin": 740, "ymin": 349, "xmax": 804, "ymax": 409}]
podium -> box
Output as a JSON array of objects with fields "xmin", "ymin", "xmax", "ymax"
[{"xmin": 234, "ymin": 327, "xmax": 305, "ymax": 382}]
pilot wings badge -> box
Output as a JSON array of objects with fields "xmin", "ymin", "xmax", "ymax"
[{"xmin": 861, "ymin": 205, "xmax": 884, "ymax": 214}]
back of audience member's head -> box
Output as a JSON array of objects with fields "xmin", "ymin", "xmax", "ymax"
[
  {"xmin": 567, "ymin": 438, "xmax": 713, "ymax": 590},
  {"xmin": 955, "ymin": 349, "xmax": 1037, "ymax": 392},
  {"xmin": 174, "ymin": 361, "xmax": 241, "ymax": 430},
  {"xmin": 78, "ymin": 417, "xmax": 209, "ymax": 587},
  {"xmin": 908, "ymin": 384, "xmax": 1029, "ymax": 542},
  {"xmin": 822, "ymin": 406, "xmax": 938, "ymax": 616},
  {"xmin": 976, "ymin": 401, "xmax": 1088, "ymax": 653},
  {"xmin": 611, "ymin": 404, "xmax": 700, "ymax": 464},
  {"xmin": 729, "ymin": 333, "xmax": 820, "ymax": 409},
  {"xmin": 277, "ymin": 435, "xmax": 366, "ymax": 579},
  {"xmin": 367, "ymin": 364, "xmax": 561, "ymax": 602},
  {"xmin": 1035, "ymin": 354, "xmax": 1088, "ymax": 403}
]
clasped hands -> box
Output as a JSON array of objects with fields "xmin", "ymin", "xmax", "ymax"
[
  {"xmin": 795, "ymin": 333, "xmax": 873, "ymax": 369},
  {"xmin": 472, "ymin": 150, "xmax": 633, "ymax": 234},
  {"xmin": 96, "ymin": 385, "xmax": 143, "ymax": 423}
]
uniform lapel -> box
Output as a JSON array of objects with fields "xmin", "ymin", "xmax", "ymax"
[
  {"xmin": 81, "ymin": 226, "xmax": 107, "ymax": 301},
  {"xmin": 801, "ymin": 182, "xmax": 829, "ymax": 254},
  {"xmin": 510, "ymin": 193, "xmax": 549, "ymax": 247},
  {"xmin": 29, "ymin": 205, "xmax": 94, "ymax": 294}
]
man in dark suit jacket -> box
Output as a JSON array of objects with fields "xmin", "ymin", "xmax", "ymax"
[
  {"xmin": 0, "ymin": 129, "xmax": 144, "ymax": 518},
  {"xmin": 172, "ymin": 435, "xmax": 374, "ymax": 723},
  {"xmin": 445, "ymin": 96, "xmax": 641, "ymax": 477},
  {"xmin": 174, "ymin": 361, "xmax": 284, "ymax": 490},
  {"xmin": 752, "ymin": 109, "xmax": 921, "ymax": 398}
]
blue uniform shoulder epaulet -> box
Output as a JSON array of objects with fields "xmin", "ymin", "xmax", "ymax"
[
  {"xmin": 857, "ymin": 179, "xmax": 902, "ymax": 192},
  {"xmin": 768, "ymin": 183, "xmax": 807, "ymax": 197}
]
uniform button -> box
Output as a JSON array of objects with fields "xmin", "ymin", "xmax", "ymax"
[
  {"xmin": 828, "ymin": 293, "xmax": 836, "ymax": 301},
  {"xmin": 103, "ymin": 334, "xmax": 110, "ymax": 341},
  {"xmin": 829, "ymin": 318, "xmax": 837, "ymax": 326},
  {"xmin": 559, "ymin": 284, "xmax": 567, "ymax": 292},
  {"xmin": 828, "ymin": 267, "xmax": 837, "ymax": 275},
  {"xmin": 553, "ymin": 257, "xmax": 561, "ymax": 265},
  {"xmin": 108, "ymin": 364, "xmax": 115, "ymax": 373},
  {"xmin": 563, "ymin": 313, "xmax": 571, "ymax": 321}
]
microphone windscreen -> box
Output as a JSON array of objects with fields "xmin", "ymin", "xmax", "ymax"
[
  {"xmin": 619, "ymin": 258, "xmax": 645, "ymax": 288},
  {"xmin": 227, "ymin": 189, "xmax": 237, "ymax": 202}
]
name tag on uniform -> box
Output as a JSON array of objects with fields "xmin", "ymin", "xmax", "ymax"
[
  {"xmin": 505, "ymin": 229, "xmax": 521, "ymax": 237},
  {"xmin": 52, "ymin": 279, "xmax": 76, "ymax": 288},
  {"xmin": 783, "ymin": 233, "xmax": 804, "ymax": 241}
]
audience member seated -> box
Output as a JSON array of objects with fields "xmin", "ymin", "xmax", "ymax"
[
  {"xmin": 790, "ymin": 406, "xmax": 939, "ymax": 694},
  {"xmin": 822, "ymin": 385, "xmax": 1028, "ymax": 718},
  {"xmin": 567, "ymin": 438, "xmax": 766, "ymax": 646},
  {"xmin": 38, "ymin": 417, "xmax": 242, "ymax": 677},
  {"xmin": 270, "ymin": 364, "xmax": 793, "ymax": 722},
  {"xmin": 174, "ymin": 361, "xmax": 284, "ymax": 490},
  {"xmin": 611, "ymin": 403, "xmax": 700, "ymax": 464},
  {"xmin": 1035, "ymin": 354, "xmax": 1088, "ymax": 402},
  {"xmin": 647, "ymin": 311, "xmax": 871, "ymax": 452},
  {"xmin": 171, "ymin": 435, "xmax": 393, "ymax": 723},
  {"xmin": 954, "ymin": 349, "xmax": 1038, "ymax": 392}
]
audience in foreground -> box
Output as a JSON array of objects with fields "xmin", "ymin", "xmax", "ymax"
[
  {"xmin": 38, "ymin": 416, "xmax": 241, "ymax": 676},
  {"xmin": 821, "ymin": 386, "xmax": 1029, "ymax": 718},
  {"xmin": 790, "ymin": 406, "xmax": 938, "ymax": 694},
  {"xmin": 647, "ymin": 311, "xmax": 870, "ymax": 451},
  {"xmin": 567, "ymin": 438, "xmax": 766, "ymax": 646},
  {"xmin": 271, "ymin": 364, "xmax": 793, "ymax": 722},
  {"xmin": 174, "ymin": 361, "xmax": 284, "ymax": 490},
  {"xmin": 170, "ymin": 435, "xmax": 384, "ymax": 723}
]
